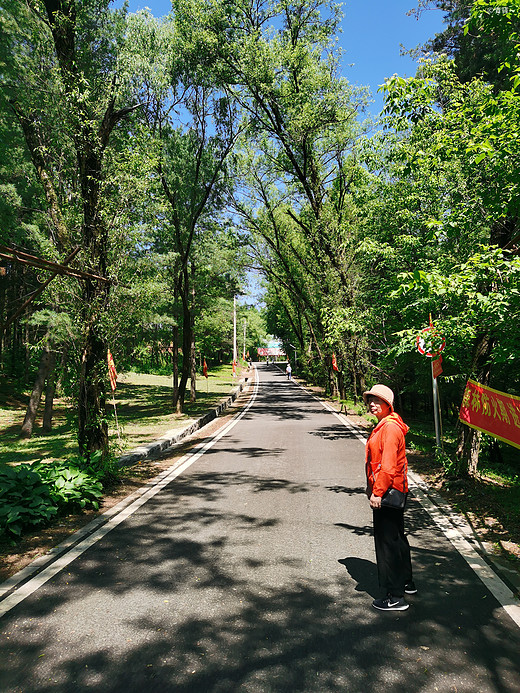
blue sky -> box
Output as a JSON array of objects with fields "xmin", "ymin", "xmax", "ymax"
[
  {"xmin": 341, "ymin": 1, "xmax": 445, "ymax": 113},
  {"xmin": 117, "ymin": 0, "xmax": 446, "ymax": 115}
]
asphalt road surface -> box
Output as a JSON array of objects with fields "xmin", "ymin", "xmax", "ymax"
[{"xmin": 1, "ymin": 364, "xmax": 519, "ymax": 692}]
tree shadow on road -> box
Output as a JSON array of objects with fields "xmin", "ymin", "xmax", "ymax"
[
  {"xmin": 1, "ymin": 469, "xmax": 520, "ymax": 693},
  {"xmin": 310, "ymin": 425, "xmax": 362, "ymax": 441}
]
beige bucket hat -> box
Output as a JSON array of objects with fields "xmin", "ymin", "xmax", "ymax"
[{"xmin": 362, "ymin": 384, "xmax": 394, "ymax": 411}]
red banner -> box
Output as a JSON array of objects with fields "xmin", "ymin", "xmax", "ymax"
[
  {"xmin": 332, "ymin": 353, "xmax": 339, "ymax": 372},
  {"xmin": 107, "ymin": 349, "xmax": 117, "ymax": 392},
  {"xmin": 459, "ymin": 380, "xmax": 520, "ymax": 449},
  {"xmin": 432, "ymin": 356, "xmax": 443, "ymax": 379}
]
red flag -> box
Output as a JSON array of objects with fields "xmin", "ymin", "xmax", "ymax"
[
  {"xmin": 332, "ymin": 353, "xmax": 339, "ymax": 372},
  {"xmin": 203, "ymin": 359, "xmax": 208, "ymax": 379},
  {"xmin": 107, "ymin": 349, "xmax": 117, "ymax": 392},
  {"xmin": 233, "ymin": 359, "xmax": 237, "ymax": 376}
]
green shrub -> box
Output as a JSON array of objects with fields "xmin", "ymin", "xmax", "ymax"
[
  {"xmin": 79, "ymin": 449, "xmax": 119, "ymax": 484},
  {"xmin": 0, "ymin": 465, "xmax": 58, "ymax": 537},
  {"xmin": 0, "ymin": 459, "xmax": 104, "ymax": 538},
  {"xmin": 435, "ymin": 450, "xmax": 460, "ymax": 479},
  {"xmin": 33, "ymin": 461, "xmax": 103, "ymax": 510},
  {"xmin": 60, "ymin": 450, "xmax": 119, "ymax": 486}
]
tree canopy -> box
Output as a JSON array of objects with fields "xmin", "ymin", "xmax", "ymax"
[{"xmin": 1, "ymin": 0, "xmax": 519, "ymax": 475}]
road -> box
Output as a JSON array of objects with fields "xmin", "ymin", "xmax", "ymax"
[{"xmin": 1, "ymin": 364, "xmax": 519, "ymax": 692}]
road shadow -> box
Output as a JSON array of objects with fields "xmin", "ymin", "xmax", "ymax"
[
  {"xmin": 338, "ymin": 557, "xmax": 379, "ymax": 598},
  {"xmin": 327, "ymin": 485, "xmax": 366, "ymax": 496},
  {"xmin": 1, "ymin": 436, "xmax": 520, "ymax": 692},
  {"xmin": 309, "ymin": 425, "xmax": 362, "ymax": 441},
  {"xmin": 246, "ymin": 381, "xmax": 326, "ymax": 421}
]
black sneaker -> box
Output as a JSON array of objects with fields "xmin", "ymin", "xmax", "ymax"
[
  {"xmin": 372, "ymin": 595, "xmax": 409, "ymax": 611},
  {"xmin": 405, "ymin": 581, "xmax": 417, "ymax": 595}
]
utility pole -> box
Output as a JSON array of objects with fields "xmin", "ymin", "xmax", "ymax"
[
  {"xmin": 233, "ymin": 295, "xmax": 237, "ymax": 377},
  {"xmin": 431, "ymin": 361, "xmax": 441, "ymax": 450},
  {"xmin": 243, "ymin": 318, "xmax": 246, "ymax": 360},
  {"xmin": 289, "ymin": 343, "xmax": 297, "ymax": 369}
]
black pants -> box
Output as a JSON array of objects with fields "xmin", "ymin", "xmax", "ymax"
[{"xmin": 372, "ymin": 506, "xmax": 412, "ymax": 598}]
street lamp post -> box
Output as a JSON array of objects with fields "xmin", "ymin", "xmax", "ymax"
[
  {"xmin": 289, "ymin": 343, "xmax": 297, "ymax": 370},
  {"xmin": 233, "ymin": 296, "xmax": 237, "ymax": 377}
]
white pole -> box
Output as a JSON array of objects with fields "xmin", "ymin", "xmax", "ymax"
[
  {"xmin": 112, "ymin": 395, "xmax": 121, "ymax": 441},
  {"xmin": 233, "ymin": 296, "xmax": 237, "ymax": 377},
  {"xmin": 431, "ymin": 360, "xmax": 441, "ymax": 450},
  {"xmin": 243, "ymin": 318, "xmax": 246, "ymax": 360}
]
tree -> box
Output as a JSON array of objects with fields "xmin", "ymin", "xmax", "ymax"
[
  {"xmin": 174, "ymin": 0, "xmax": 368, "ymax": 385},
  {"xmin": 123, "ymin": 9, "xmax": 246, "ymax": 411},
  {"xmin": 1, "ymin": 0, "xmax": 143, "ymax": 457},
  {"xmin": 369, "ymin": 1, "xmax": 520, "ymax": 473},
  {"xmin": 412, "ymin": 0, "xmax": 519, "ymax": 88}
]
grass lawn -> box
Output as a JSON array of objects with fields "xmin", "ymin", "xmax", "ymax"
[{"xmin": 0, "ymin": 364, "xmax": 242, "ymax": 467}]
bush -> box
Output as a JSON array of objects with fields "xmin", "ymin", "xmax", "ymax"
[
  {"xmin": 33, "ymin": 461, "xmax": 103, "ymax": 510},
  {"xmin": 80, "ymin": 450, "xmax": 119, "ymax": 485},
  {"xmin": 435, "ymin": 450, "xmax": 460, "ymax": 479},
  {"xmin": 0, "ymin": 465, "xmax": 58, "ymax": 537},
  {"xmin": 0, "ymin": 459, "xmax": 104, "ymax": 538}
]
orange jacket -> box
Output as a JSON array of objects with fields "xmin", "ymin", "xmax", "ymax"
[{"xmin": 365, "ymin": 412, "xmax": 409, "ymax": 497}]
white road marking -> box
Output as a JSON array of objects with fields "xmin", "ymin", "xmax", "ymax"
[
  {"xmin": 0, "ymin": 371, "xmax": 259, "ymax": 619},
  {"xmin": 3, "ymin": 370, "xmax": 519, "ymax": 631}
]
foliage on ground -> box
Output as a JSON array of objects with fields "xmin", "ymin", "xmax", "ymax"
[{"xmin": 0, "ymin": 458, "xmax": 104, "ymax": 538}]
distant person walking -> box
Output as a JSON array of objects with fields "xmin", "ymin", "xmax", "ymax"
[
  {"xmin": 286, "ymin": 363, "xmax": 292, "ymax": 379},
  {"xmin": 363, "ymin": 384, "xmax": 415, "ymax": 612}
]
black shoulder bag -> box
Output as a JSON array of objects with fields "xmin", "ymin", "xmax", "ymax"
[{"xmin": 381, "ymin": 486, "xmax": 406, "ymax": 510}]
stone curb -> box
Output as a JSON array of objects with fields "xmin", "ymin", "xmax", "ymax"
[{"xmin": 117, "ymin": 376, "xmax": 250, "ymax": 467}]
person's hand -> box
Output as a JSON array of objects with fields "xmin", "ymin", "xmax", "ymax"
[{"xmin": 369, "ymin": 493, "xmax": 382, "ymax": 509}]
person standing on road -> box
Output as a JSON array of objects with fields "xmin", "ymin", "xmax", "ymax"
[
  {"xmin": 363, "ymin": 384, "xmax": 415, "ymax": 612},
  {"xmin": 286, "ymin": 362, "xmax": 292, "ymax": 379}
]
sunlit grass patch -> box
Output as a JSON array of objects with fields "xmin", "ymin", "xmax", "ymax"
[{"xmin": 1, "ymin": 364, "xmax": 241, "ymax": 466}]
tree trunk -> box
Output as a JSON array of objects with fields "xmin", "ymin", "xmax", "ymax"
[
  {"xmin": 20, "ymin": 341, "xmax": 52, "ymax": 438},
  {"xmin": 190, "ymin": 277, "xmax": 196, "ymax": 403},
  {"xmin": 337, "ymin": 369, "xmax": 345, "ymax": 400},
  {"xmin": 42, "ymin": 350, "xmax": 57, "ymax": 433},
  {"xmin": 190, "ymin": 330, "xmax": 196, "ymax": 403},
  {"xmin": 455, "ymin": 332, "xmax": 493, "ymax": 476},
  {"xmin": 456, "ymin": 424, "xmax": 482, "ymax": 477},
  {"xmin": 176, "ymin": 357, "xmax": 190, "ymax": 414},
  {"xmin": 24, "ymin": 321, "xmax": 30, "ymax": 380},
  {"xmin": 172, "ymin": 325, "xmax": 179, "ymax": 407},
  {"xmin": 0, "ymin": 266, "xmax": 5, "ymax": 368},
  {"xmin": 351, "ymin": 337, "xmax": 359, "ymax": 403},
  {"xmin": 78, "ymin": 320, "xmax": 108, "ymax": 458},
  {"xmin": 174, "ymin": 278, "xmax": 192, "ymax": 414}
]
